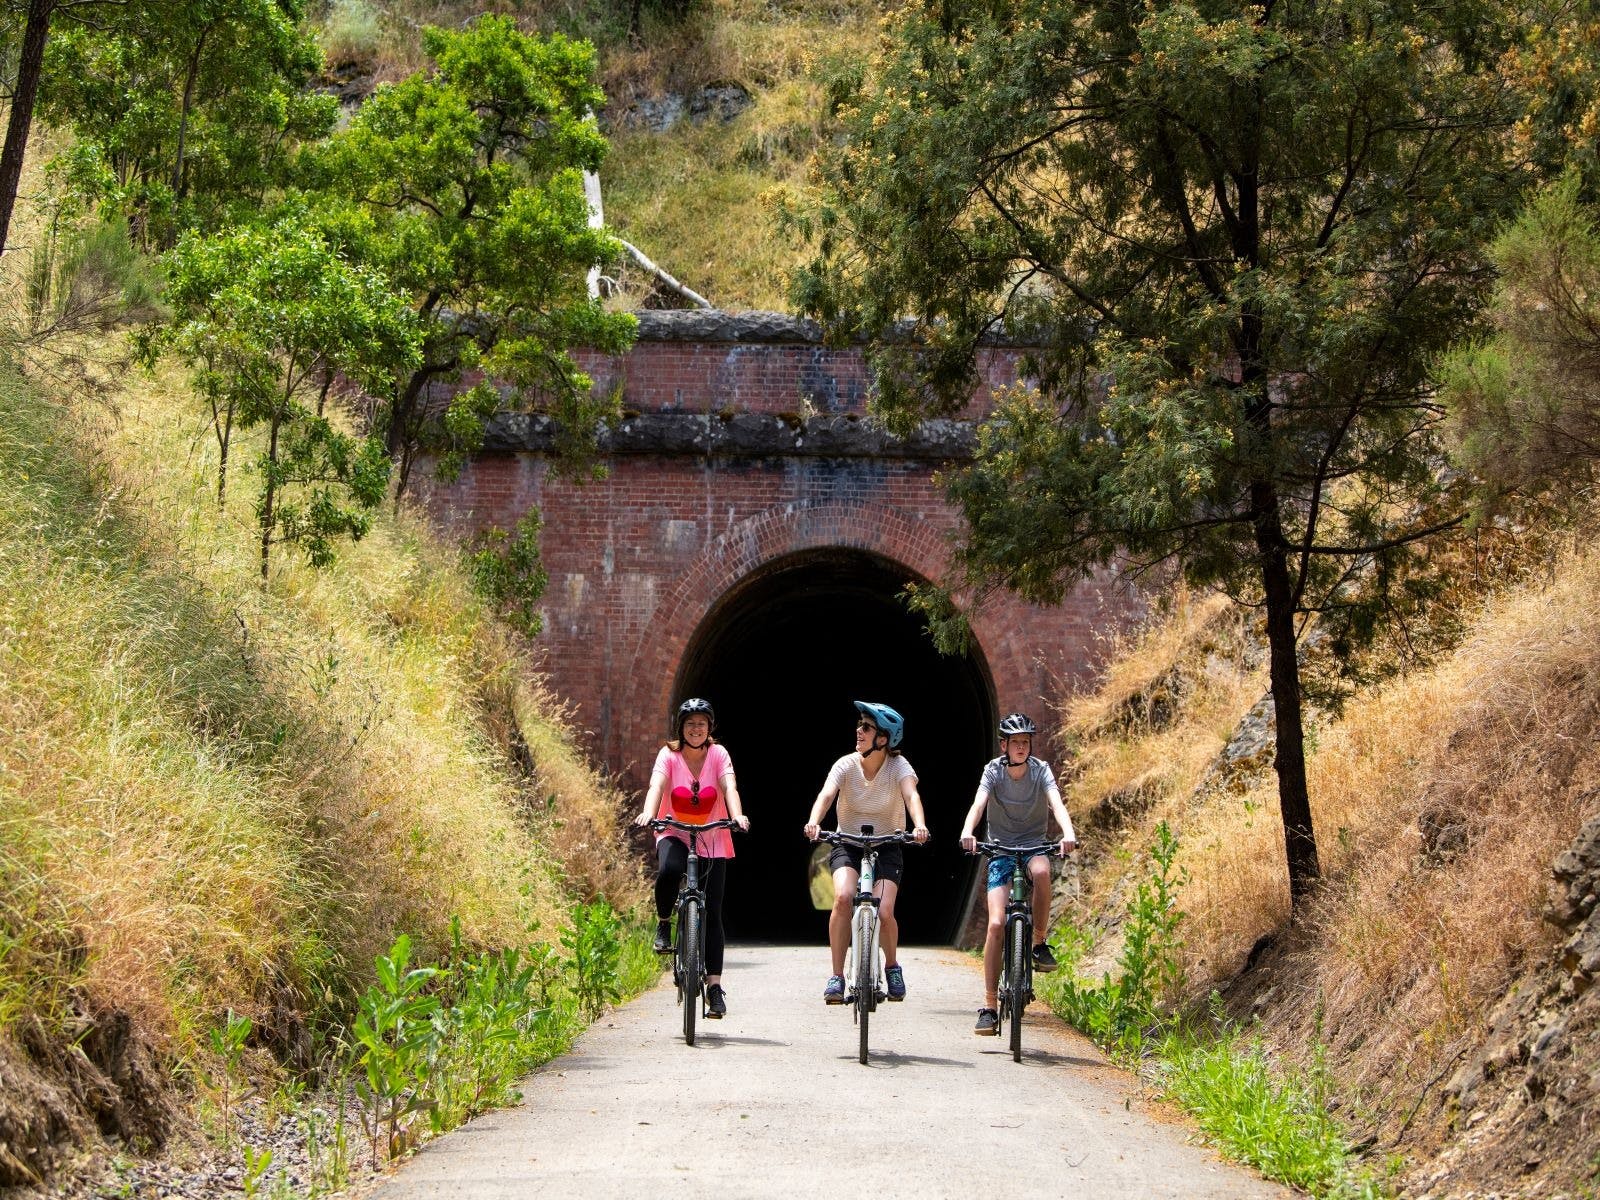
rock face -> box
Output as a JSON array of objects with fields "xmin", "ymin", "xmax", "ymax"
[
  {"xmin": 604, "ymin": 83, "xmax": 754, "ymax": 132},
  {"xmin": 1418, "ymin": 806, "xmax": 1600, "ymax": 1198}
]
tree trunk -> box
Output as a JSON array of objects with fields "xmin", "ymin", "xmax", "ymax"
[
  {"xmin": 172, "ymin": 24, "xmax": 213, "ymax": 203},
  {"xmin": 260, "ymin": 415, "xmax": 281, "ymax": 582},
  {"xmin": 0, "ymin": 0, "xmax": 59, "ymax": 258},
  {"xmin": 1254, "ymin": 496, "xmax": 1321, "ymax": 905}
]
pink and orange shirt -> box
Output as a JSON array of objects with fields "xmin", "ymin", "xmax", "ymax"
[{"xmin": 651, "ymin": 743, "xmax": 736, "ymax": 858}]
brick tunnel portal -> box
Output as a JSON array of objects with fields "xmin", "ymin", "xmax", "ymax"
[{"xmin": 672, "ymin": 549, "xmax": 992, "ymax": 946}]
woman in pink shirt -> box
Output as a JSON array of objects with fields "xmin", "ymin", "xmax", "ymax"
[{"xmin": 634, "ymin": 698, "xmax": 749, "ymax": 1018}]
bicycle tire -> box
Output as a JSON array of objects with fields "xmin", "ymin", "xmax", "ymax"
[
  {"xmin": 1008, "ymin": 915, "xmax": 1028, "ymax": 1061},
  {"xmin": 680, "ymin": 899, "xmax": 702, "ymax": 1047},
  {"xmin": 855, "ymin": 907, "xmax": 874, "ymax": 1064}
]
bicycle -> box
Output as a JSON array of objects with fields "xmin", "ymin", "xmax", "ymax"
[
  {"xmin": 816, "ymin": 826, "xmax": 917, "ymax": 1065},
  {"xmin": 969, "ymin": 840, "xmax": 1064, "ymax": 1062},
  {"xmin": 649, "ymin": 816, "xmax": 739, "ymax": 1046}
]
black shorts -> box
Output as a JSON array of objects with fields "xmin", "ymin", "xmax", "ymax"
[{"xmin": 827, "ymin": 842, "xmax": 905, "ymax": 886}]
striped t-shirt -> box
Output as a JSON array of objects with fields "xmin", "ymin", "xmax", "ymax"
[{"xmin": 825, "ymin": 753, "xmax": 918, "ymax": 835}]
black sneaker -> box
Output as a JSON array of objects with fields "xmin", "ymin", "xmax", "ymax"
[
  {"xmin": 706, "ymin": 984, "xmax": 726, "ymax": 1018},
  {"xmin": 974, "ymin": 1007, "xmax": 999, "ymax": 1035},
  {"xmin": 1031, "ymin": 943, "xmax": 1059, "ymax": 973},
  {"xmin": 653, "ymin": 920, "xmax": 672, "ymax": 954}
]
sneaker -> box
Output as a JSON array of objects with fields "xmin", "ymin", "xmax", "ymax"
[
  {"xmin": 706, "ymin": 984, "xmax": 726, "ymax": 1019},
  {"xmin": 974, "ymin": 1007, "xmax": 999, "ymax": 1035},
  {"xmin": 1031, "ymin": 943, "xmax": 1058, "ymax": 973},
  {"xmin": 885, "ymin": 964, "xmax": 906, "ymax": 1001},
  {"xmin": 653, "ymin": 921, "xmax": 672, "ymax": 954},
  {"xmin": 823, "ymin": 975, "xmax": 846, "ymax": 1004}
]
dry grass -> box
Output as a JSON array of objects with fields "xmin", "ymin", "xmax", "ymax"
[
  {"xmin": 0, "ymin": 347, "xmax": 642, "ymax": 1059},
  {"xmin": 1062, "ymin": 538, "xmax": 1600, "ymax": 1126}
]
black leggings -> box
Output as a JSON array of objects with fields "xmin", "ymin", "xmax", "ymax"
[{"xmin": 655, "ymin": 839, "xmax": 728, "ymax": 976}]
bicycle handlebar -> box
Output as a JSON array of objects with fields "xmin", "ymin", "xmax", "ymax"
[
  {"xmin": 815, "ymin": 829, "xmax": 919, "ymax": 849},
  {"xmin": 968, "ymin": 840, "xmax": 1066, "ymax": 859},
  {"xmin": 649, "ymin": 817, "xmax": 741, "ymax": 835}
]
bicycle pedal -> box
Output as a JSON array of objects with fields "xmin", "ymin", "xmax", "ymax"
[{"xmin": 877, "ymin": 990, "xmax": 892, "ymax": 1003}]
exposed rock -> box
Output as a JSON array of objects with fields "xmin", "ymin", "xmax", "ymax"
[
  {"xmin": 1424, "ymin": 813, "xmax": 1600, "ymax": 1197},
  {"xmin": 1193, "ymin": 693, "xmax": 1275, "ymax": 797},
  {"xmin": 1419, "ymin": 803, "xmax": 1472, "ymax": 866},
  {"xmin": 604, "ymin": 83, "xmax": 753, "ymax": 133}
]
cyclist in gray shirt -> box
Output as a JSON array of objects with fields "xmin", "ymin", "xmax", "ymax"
[{"xmin": 958, "ymin": 712, "xmax": 1078, "ymax": 1035}]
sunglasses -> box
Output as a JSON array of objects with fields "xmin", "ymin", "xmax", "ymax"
[{"xmin": 856, "ymin": 722, "xmax": 878, "ymax": 734}]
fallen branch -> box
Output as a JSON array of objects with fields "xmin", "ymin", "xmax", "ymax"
[{"xmin": 617, "ymin": 239, "xmax": 713, "ymax": 310}]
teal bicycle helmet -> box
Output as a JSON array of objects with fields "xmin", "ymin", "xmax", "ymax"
[{"xmin": 853, "ymin": 700, "xmax": 905, "ymax": 751}]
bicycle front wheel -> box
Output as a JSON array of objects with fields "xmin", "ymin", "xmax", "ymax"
[
  {"xmin": 854, "ymin": 908, "xmax": 875, "ymax": 1064},
  {"xmin": 1009, "ymin": 916, "xmax": 1028, "ymax": 1062},
  {"xmin": 680, "ymin": 899, "xmax": 702, "ymax": 1047}
]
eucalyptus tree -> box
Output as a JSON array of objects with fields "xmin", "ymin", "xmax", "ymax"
[
  {"xmin": 794, "ymin": 0, "xmax": 1525, "ymax": 904},
  {"xmin": 146, "ymin": 213, "xmax": 420, "ymax": 580},
  {"xmin": 38, "ymin": 0, "xmax": 334, "ymax": 245},
  {"xmin": 314, "ymin": 14, "xmax": 636, "ymax": 497}
]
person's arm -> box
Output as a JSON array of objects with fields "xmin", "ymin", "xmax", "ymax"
[
  {"xmin": 1047, "ymin": 784, "xmax": 1077, "ymax": 855},
  {"xmin": 634, "ymin": 770, "xmax": 668, "ymax": 827},
  {"xmin": 958, "ymin": 787, "xmax": 990, "ymax": 852},
  {"xmin": 720, "ymin": 754, "xmax": 749, "ymax": 831},
  {"xmin": 900, "ymin": 773, "xmax": 930, "ymax": 842},
  {"xmin": 804, "ymin": 770, "xmax": 838, "ymax": 840}
]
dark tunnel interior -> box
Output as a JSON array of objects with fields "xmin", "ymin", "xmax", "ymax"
[{"xmin": 672, "ymin": 549, "xmax": 994, "ymax": 945}]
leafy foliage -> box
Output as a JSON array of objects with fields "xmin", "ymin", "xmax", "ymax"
[
  {"xmin": 313, "ymin": 14, "xmax": 637, "ymax": 494},
  {"xmin": 1043, "ymin": 821, "xmax": 1186, "ymax": 1058},
  {"xmin": 464, "ymin": 511, "xmax": 550, "ymax": 639},
  {"xmin": 143, "ymin": 212, "xmax": 420, "ymax": 578},
  {"xmin": 561, "ymin": 898, "xmax": 624, "ymax": 1021},
  {"xmin": 1438, "ymin": 173, "xmax": 1600, "ymax": 511},
  {"xmin": 40, "ymin": 0, "xmax": 336, "ymax": 245},
  {"xmin": 794, "ymin": 0, "xmax": 1527, "ymax": 901}
]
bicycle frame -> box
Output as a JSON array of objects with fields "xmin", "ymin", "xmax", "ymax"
[
  {"xmin": 818, "ymin": 827, "xmax": 914, "ymax": 1064},
  {"xmin": 972, "ymin": 840, "xmax": 1059, "ymax": 1062},
  {"xmin": 650, "ymin": 817, "xmax": 737, "ymax": 1047}
]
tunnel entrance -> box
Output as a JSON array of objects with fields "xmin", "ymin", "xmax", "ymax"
[{"xmin": 672, "ymin": 549, "xmax": 993, "ymax": 946}]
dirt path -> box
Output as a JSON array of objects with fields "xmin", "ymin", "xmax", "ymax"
[{"xmin": 365, "ymin": 945, "xmax": 1288, "ymax": 1199}]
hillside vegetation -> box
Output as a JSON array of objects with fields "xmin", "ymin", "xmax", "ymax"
[
  {"xmin": 0, "ymin": 335, "xmax": 644, "ymax": 1183},
  {"xmin": 1058, "ymin": 538, "xmax": 1600, "ymax": 1195},
  {"xmin": 316, "ymin": 0, "xmax": 871, "ymax": 310}
]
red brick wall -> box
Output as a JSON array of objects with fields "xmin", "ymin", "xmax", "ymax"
[{"xmin": 420, "ymin": 319, "xmax": 1135, "ymax": 790}]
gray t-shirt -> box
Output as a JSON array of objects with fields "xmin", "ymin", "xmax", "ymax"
[{"xmin": 979, "ymin": 756, "xmax": 1060, "ymax": 846}]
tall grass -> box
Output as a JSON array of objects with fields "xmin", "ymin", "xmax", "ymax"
[
  {"xmin": 1057, "ymin": 534, "xmax": 1600, "ymax": 1151},
  {"xmin": 0, "ymin": 355, "xmax": 643, "ymax": 1072}
]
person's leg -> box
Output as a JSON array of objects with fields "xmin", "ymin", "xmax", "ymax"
[
  {"xmin": 829, "ymin": 866, "xmax": 858, "ymax": 977},
  {"xmin": 655, "ymin": 838, "xmax": 688, "ymax": 917},
  {"xmin": 1028, "ymin": 853, "xmax": 1053, "ymax": 945},
  {"xmin": 703, "ymin": 858, "xmax": 728, "ymax": 982},
  {"xmin": 983, "ymin": 884, "xmax": 1009, "ymax": 1006},
  {"xmin": 878, "ymin": 879, "xmax": 902, "ymax": 965}
]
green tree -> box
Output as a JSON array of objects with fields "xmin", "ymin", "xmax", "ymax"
[
  {"xmin": 1438, "ymin": 174, "xmax": 1600, "ymax": 508},
  {"xmin": 146, "ymin": 213, "xmax": 421, "ymax": 579},
  {"xmin": 314, "ymin": 14, "xmax": 636, "ymax": 496},
  {"xmin": 794, "ymin": 0, "xmax": 1523, "ymax": 905},
  {"xmin": 38, "ymin": 0, "xmax": 335, "ymax": 245}
]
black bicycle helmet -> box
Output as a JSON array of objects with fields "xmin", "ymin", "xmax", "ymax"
[
  {"xmin": 676, "ymin": 697, "xmax": 716, "ymax": 742},
  {"xmin": 854, "ymin": 700, "xmax": 905, "ymax": 750},
  {"xmin": 998, "ymin": 712, "xmax": 1037, "ymax": 737}
]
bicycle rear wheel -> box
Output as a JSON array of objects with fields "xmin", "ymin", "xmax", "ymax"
[
  {"xmin": 854, "ymin": 908, "xmax": 874, "ymax": 1064},
  {"xmin": 680, "ymin": 899, "xmax": 702, "ymax": 1046},
  {"xmin": 1009, "ymin": 916, "xmax": 1028, "ymax": 1062}
]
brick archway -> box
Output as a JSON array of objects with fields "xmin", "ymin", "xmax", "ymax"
[{"xmin": 619, "ymin": 496, "xmax": 968, "ymax": 777}]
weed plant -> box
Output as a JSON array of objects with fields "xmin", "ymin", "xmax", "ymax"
[
  {"xmin": 1158, "ymin": 1020, "xmax": 1394, "ymax": 1199},
  {"xmin": 1043, "ymin": 825, "xmax": 1386, "ymax": 1198}
]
